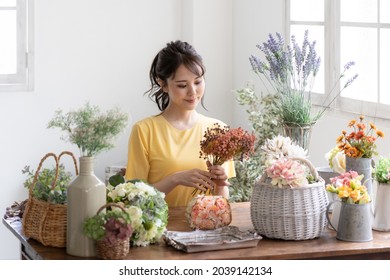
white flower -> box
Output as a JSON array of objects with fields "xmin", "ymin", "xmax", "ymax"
[
  {"xmin": 262, "ymin": 135, "xmax": 308, "ymax": 167},
  {"xmin": 325, "ymin": 146, "xmax": 346, "ymax": 174}
]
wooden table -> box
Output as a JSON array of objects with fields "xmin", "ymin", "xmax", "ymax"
[{"xmin": 3, "ymin": 202, "xmax": 390, "ymax": 260}]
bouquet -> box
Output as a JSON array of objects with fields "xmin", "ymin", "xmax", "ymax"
[
  {"xmin": 199, "ymin": 123, "xmax": 255, "ymax": 166},
  {"xmin": 337, "ymin": 115, "xmax": 384, "ymax": 158},
  {"xmin": 186, "ymin": 195, "xmax": 231, "ymax": 230},
  {"xmin": 373, "ymin": 156, "xmax": 390, "ymax": 184},
  {"xmin": 326, "ymin": 171, "xmax": 371, "ymax": 204},
  {"xmin": 107, "ymin": 179, "xmax": 168, "ymax": 246}
]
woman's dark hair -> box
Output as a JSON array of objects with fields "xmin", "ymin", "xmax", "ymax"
[{"xmin": 146, "ymin": 40, "xmax": 206, "ymax": 111}]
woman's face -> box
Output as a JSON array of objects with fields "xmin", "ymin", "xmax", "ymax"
[{"xmin": 162, "ymin": 64, "xmax": 205, "ymax": 111}]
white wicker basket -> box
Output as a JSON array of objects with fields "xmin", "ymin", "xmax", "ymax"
[{"xmin": 250, "ymin": 157, "xmax": 329, "ymax": 240}]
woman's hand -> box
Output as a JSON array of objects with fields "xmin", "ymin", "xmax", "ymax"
[
  {"xmin": 173, "ymin": 168, "xmax": 216, "ymax": 192},
  {"xmin": 206, "ymin": 161, "xmax": 230, "ymax": 187}
]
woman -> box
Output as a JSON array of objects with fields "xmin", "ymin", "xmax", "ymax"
[{"xmin": 125, "ymin": 40, "xmax": 235, "ymax": 207}]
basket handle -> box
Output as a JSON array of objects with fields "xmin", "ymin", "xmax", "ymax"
[
  {"xmin": 258, "ymin": 157, "xmax": 320, "ymax": 184},
  {"xmin": 28, "ymin": 153, "xmax": 59, "ymax": 197},
  {"xmin": 96, "ymin": 202, "xmax": 127, "ymax": 215},
  {"xmin": 58, "ymin": 151, "xmax": 79, "ymax": 176}
]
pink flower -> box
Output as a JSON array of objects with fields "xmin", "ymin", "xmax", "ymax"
[
  {"xmin": 266, "ymin": 158, "xmax": 308, "ymax": 188},
  {"xmin": 330, "ymin": 170, "xmax": 362, "ymax": 187}
]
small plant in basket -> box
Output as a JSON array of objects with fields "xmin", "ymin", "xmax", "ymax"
[
  {"xmin": 325, "ymin": 171, "xmax": 371, "ymax": 204},
  {"xmin": 22, "ymin": 164, "xmax": 72, "ymax": 204},
  {"xmin": 83, "ymin": 203, "xmax": 133, "ymax": 260},
  {"xmin": 83, "ymin": 204, "xmax": 133, "ymax": 244}
]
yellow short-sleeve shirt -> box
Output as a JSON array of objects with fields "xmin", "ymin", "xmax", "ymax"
[{"xmin": 125, "ymin": 114, "xmax": 236, "ymax": 207}]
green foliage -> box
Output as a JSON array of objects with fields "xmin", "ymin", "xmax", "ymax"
[
  {"xmin": 22, "ymin": 164, "xmax": 73, "ymax": 204},
  {"xmin": 374, "ymin": 157, "xmax": 390, "ymax": 184},
  {"xmin": 228, "ymin": 87, "xmax": 280, "ymax": 202},
  {"xmin": 47, "ymin": 102, "xmax": 128, "ymax": 157},
  {"xmin": 83, "ymin": 207, "xmax": 132, "ymax": 242}
]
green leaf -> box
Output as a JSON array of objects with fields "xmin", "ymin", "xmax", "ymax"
[{"xmin": 109, "ymin": 174, "xmax": 125, "ymax": 187}]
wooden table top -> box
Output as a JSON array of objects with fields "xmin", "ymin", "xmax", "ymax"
[{"xmin": 3, "ymin": 202, "xmax": 390, "ymax": 260}]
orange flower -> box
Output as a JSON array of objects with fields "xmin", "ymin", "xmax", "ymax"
[
  {"xmin": 345, "ymin": 147, "xmax": 361, "ymax": 158},
  {"xmin": 357, "ymin": 123, "xmax": 366, "ymax": 130},
  {"xmin": 348, "ymin": 120, "xmax": 356, "ymax": 127},
  {"xmin": 355, "ymin": 130, "xmax": 365, "ymax": 140},
  {"xmin": 336, "ymin": 135, "xmax": 344, "ymax": 143},
  {"xmin": 377, "ymin": 130, "xmax": 385, "ymax": 138},
  {"xmin": 369, "ymin": 122, "xmax": 377, "ymax": 130}
]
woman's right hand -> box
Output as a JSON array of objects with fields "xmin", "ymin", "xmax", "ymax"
[{"xmin": 173, "ymin": 168, "xmax": 216, "ymax": 192}]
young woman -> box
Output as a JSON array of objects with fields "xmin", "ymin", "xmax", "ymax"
[{"xmin": 125, "ymin": 40, "xmax": 235, "ymax": 207}]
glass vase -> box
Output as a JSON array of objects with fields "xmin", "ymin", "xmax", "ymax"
[{"xmin": 282, "ymin": 122, "xmax": 313, "ymax": 150}]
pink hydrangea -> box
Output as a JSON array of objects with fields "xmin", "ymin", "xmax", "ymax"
[{"xmin": 266, "ymin": 158, "xmax": 308, "ymax": 188}]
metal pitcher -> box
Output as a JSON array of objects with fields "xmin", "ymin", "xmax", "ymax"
[{"xmin": 326, "ymin": 201, "xmax": 373, "ymax": 242}]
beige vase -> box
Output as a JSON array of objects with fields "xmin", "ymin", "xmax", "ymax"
[{"xmin": 66, "ymin": 156, "xmax": 106, "ymax": 257}]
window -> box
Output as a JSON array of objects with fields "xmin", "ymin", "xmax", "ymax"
[
  {"xmin": 0, "ymin": 0, "xmax": 33, "ymax": 91},
  {"xmin": 288, "ymin": 0, "xmax": 390, "ymax": 119}
]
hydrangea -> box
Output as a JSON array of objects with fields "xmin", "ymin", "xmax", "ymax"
[{"xmin": 107, "ymin": 180, "xmax": 168, "ymax": 247}]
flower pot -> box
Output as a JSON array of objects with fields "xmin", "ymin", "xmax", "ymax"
[
  {"xmin": 186, "ymin": 195, "xmax": 232, "ymax": 230},
  {"xmin": 373, "ymin": 183, "xmax": 390, "ymax": 231},
  {"xmin": 66, "ymin": 157, "xmax": 107, "ymax": 257}
]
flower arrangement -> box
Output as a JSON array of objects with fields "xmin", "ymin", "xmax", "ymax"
[
  {"xmin": 83, "ymin": 204, "xmax": 133, "ymax": 245},
  {"xmin": 261, "ymin": 135, "xmax": 307, "ymax": 167},
  {"xmin": 266, "ymin": 158, "xmax": 308, "ymax": 188},
  {"xmin": 186, "ymin": 195, "xmax": 231, "ymax": 230},
  {"xmin": 249, "ymin": 30, "xmax": 358, "ymax": 125},
  {"xmin": 325, "ymin": 146, "xmax": 346, "ymax": 174},
  {"xmin": 47, "ymin": 102, "xmax": 128, "ymax": 157},
  {"xmin": 373, "ymin": 156, "xmax": 390, "ymax": 184},
  {"xmin": 326, "ymin": 171, "xmax": 371, "ymax": 204},
  {"xmin": 199, "ymin": 123, "xmax": 256, "ymax": 166},
  {"xmin": 106, "ymin": 179, "xmax": 168, "ymax": 247},
  {"xmin": 22, "ymin": 164, "xmax": 72, "ymax": 204},
  {"xmin": 336, "ymin": 115, "xmax": 384, "ymax": 158}
]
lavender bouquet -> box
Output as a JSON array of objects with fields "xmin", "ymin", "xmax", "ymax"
[{"xmin": 249, "ymin": 30, "xmax": 358, "ymax": 125}]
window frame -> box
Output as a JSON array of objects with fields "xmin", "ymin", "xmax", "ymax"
[
  {"xmin": 0, "ymin": 0, "xmax": 33, "ymax": 92},
  {"xmin": 287, "ymin": 0, "xmax": 390, "ymax": 121}
]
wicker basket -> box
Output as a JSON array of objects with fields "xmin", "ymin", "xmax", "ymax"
[
  {"xmin": 22, "ymin": 151, "xmax": 78, "ymax": 247},
  {"xmin": 250, "ymin": 157, "xmax": 328, "ymax": 240},
  {"xmin": 95, "ymin": 203, "xmax": 130, "ymax": 260}
]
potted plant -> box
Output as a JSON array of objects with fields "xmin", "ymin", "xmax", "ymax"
[
  {"xmin": 249, "ymin": 30, "xmax": 358, "ymax": 150},
  {"xmin": 83, "ymin": 203, "xmax": 133, "ymax": 260}
]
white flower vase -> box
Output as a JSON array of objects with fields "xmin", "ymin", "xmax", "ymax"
[
  {"xmin": 373, "ymin": 183, "xmax": 390, "ymax": 231},
  {"xmin": 66, "ymin": 156, "xmax": 106, "ymax": 257}
]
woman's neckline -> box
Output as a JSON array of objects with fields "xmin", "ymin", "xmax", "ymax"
[{"xmin": 159, "ymin": 111, "xmax": 201, "ymax": 131}]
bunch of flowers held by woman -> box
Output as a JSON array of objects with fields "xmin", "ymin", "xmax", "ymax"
[
  {"xmin": 373, "ymin": 156, "xmax": 390, "ymax": 184},
  {"xmin": 326, "ymin": 171, "xmax": 371, "ymax": 204},
  {"xmin": 249, "ymin": 30, "xmax": 357, "ymax": 125},
  {"xmin": 261, "ymin": 135, "xmax": 307, "ymax": 167},
  {"xmin": 199, "ymin": 123, "xmax": 256, "ymax": 166},
  {"xmin": 106, "ymin": 178, "xmax": 168, "ymax": 247},
  {"xmin": 337, "ymin": 115, "xmax": 384, "ymax": 158},
  {"xmin": 186, "ymin": 195, "xmax": 232, "ymax": 230}
]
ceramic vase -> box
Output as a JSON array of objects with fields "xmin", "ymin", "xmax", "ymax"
[
  {"xmin": 373, "ymin": 183, "xmax": 390, "ymax": 231},
  {"xmin": 66, "ymin": 157, "xmax": 106, "ymax": 257}
]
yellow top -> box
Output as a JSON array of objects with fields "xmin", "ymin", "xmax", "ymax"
[{"xmin": 125, "ymin": 114, "xmax": 236, "ymax": 207}]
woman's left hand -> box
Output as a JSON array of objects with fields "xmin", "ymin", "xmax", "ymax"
[{"xmin": 206, "ymin": 161, "xmax": 229, "ymax": 187}]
